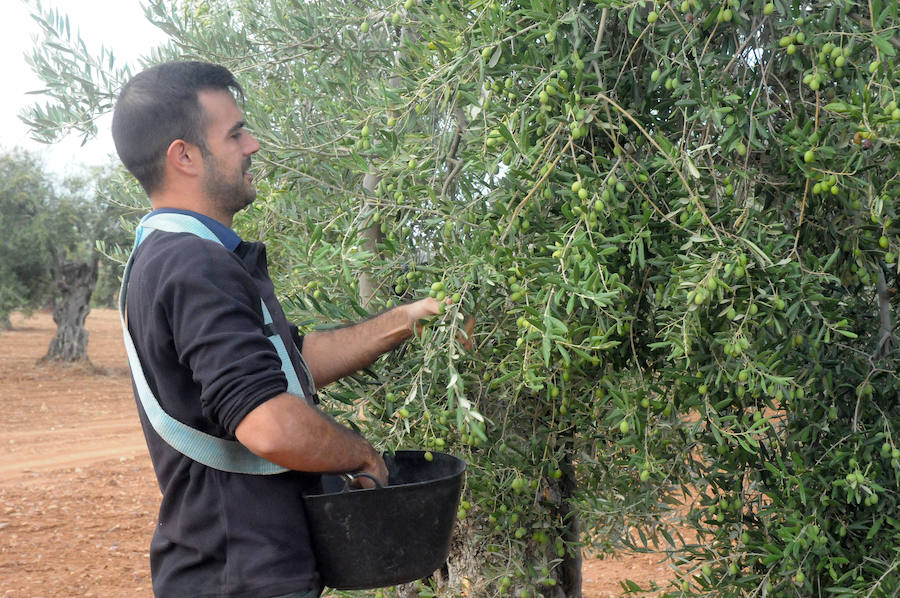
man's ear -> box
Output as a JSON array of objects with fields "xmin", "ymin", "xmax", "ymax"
[{"xmin": 166, "ymin": 139, "xmax": 203, "ymax": 177}]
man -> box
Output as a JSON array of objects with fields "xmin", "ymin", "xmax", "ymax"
[{"xmin": 113, "ymin": 61, "xmax": 447, "ymax": 598}]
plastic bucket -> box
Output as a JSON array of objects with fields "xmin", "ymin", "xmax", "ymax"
[{"xmin": 302, "ymin": 450, "xmax": 466, "ymax": 590}]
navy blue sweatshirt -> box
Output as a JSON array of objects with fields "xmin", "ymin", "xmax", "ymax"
[{"xmin": 126, "ymin": 211, "xmax": 321, "ymax": 598}]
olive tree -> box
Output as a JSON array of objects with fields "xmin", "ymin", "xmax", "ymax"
[
  {"xmin": 26, "ymin": 0, "xmax": 898, "ymax": 596},
  {"xmin": 39, "ymin": 168, "xmax": 135, "ymax": 363},
  {"xmin": 0, "ymin": 147, "xmax": 133, "ymax": 360}
]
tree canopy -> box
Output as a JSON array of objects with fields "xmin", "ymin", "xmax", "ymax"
[{"xmin": 25, "ymin": 0, "xmax": 899, "ymax": 596}]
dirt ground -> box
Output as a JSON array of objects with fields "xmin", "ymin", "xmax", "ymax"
[{"xmin": 0, "ymin": 309, "xmax": 675, "ymax": 598}]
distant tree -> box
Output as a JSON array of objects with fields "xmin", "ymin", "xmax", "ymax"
[
  {"xmin": 38, "ymin": 166, "xmax": 134, "ymax": 363},
  {"xmin": 0, "ymin": 147, "xmax": 133, "ymax": 361}
]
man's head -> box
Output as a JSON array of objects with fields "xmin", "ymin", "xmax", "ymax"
[
  {"xmin": 194, "ymin": 87, "xmax": 260, "ymax": 216},
  {"xmin": 111, "ymin": 61, "xmax": 247, "ymax": 197}
]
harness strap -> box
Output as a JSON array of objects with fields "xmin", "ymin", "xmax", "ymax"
[{"xmin": 119, "ymin": 212, "xmax": 307, "ymax": 474}]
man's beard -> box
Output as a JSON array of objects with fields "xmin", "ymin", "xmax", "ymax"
[{"xmin": 202, "ymin": 153, "xmax": 256, "ymax": 215}]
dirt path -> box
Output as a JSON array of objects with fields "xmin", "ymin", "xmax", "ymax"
[
  {"xmin": 0, "ymin": 309, "xmax": 674, "ymax": 597},
  {"xmin": 0, "ymin": 310, "xmax": 158, "ymax": 598}
]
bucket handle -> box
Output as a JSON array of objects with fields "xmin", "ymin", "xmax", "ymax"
[{"xmin": 340, "ymin": 472, "xmax": 384, "ymax": 491}]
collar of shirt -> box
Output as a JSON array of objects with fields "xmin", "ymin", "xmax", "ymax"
[{"xmin": 150, "ymin": 208, "xmax": 243, "ymax": 252}]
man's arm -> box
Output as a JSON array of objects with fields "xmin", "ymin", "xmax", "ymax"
[
  {"xmin": 300, "ymin": 298, "xmax": 444, "ymax": 388},
  {"xmin": 235, "ymin": 392, "xmax": 388, "ymax": 486}
]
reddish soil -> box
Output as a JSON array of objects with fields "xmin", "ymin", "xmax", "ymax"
[{"xmin": 0, "ymin": 310, "xmax": 676, "ymax": 597}]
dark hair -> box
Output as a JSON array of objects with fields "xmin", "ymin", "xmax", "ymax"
[{"xmin": 111, "ymin": 61, "xmax": 244, "ymax": 194}]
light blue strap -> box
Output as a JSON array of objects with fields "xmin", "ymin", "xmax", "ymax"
[
  {"xmin": 140, "ymin": 214, "xmax": 310, "ymax": 400},
  {"xmin": 118, "ymin": 212, "xmax": 309, "ymax": 474},
  {"xmin": 260, "ymin": 301, "xmax": 308, "ymax": 398},
  {"xmin": 135, "ymin": 211, "xmax": 221, "ymax": 243}
]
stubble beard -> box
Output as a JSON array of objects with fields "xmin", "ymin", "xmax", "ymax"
[{"xmin": 203, "ymin": 153, "xmax": 256, "ymax": 216}]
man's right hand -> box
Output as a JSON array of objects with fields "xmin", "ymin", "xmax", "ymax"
[
  {"xmin": 350, "ymin": 449, "xmax": 388, "ymax": 489},
  {"xmin": 236, "ymin": 393, "xmax": 390, "ymax": 484}
]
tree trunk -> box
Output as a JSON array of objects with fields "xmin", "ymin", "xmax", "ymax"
[
  {"xmin": 395, "ymin": 467, "xmax": 582, "ymax": 598},
  {"xmin": 0, "ymin": 312, "xmax": 11, "ymax": 331},
  {"xmin": 358, "ymin": 23, "xmax": 409, "ymax": 310},
  {"xmin": 400, "ymin": 516, "xmax": 486, "ymax": 597},
  {"xmin": 358, "ymin": 172, "xmax": 382, "ymax": 309},
  {"xmin": 556, "ymin": 449, "xmax": 583, "ymax": 597},
  {"xmin": 41, "ymin": 260, "xmax": 97, "ymax": 363}
]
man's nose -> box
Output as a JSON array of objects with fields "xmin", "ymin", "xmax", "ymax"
[{"xmin": 245, "ymin": 133, "xmax": 260, "ymax": 155}]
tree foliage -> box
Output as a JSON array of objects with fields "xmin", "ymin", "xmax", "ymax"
[
  {"xmin": 25, "ymin": 0, "xmax": 899, "ymax": 595},
  {"xmin": 0, "ymin": 149, "xmax": 59, "ymax": 326}
]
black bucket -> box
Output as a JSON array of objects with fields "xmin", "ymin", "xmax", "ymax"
[{"xmin": 301, "ymin": 450, "xmax": 466, "ymax": 590}]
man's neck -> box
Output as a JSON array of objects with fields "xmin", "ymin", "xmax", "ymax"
[{"xmin": 150, "ymin": 194, "xmax": 233, "ymax": 228}]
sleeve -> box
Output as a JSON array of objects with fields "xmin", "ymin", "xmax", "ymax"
[{"xmin": 157, "ymin": 237, "xmax": 288, "ymax": 435}]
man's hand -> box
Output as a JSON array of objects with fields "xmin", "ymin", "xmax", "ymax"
[
  {"xmin": 236, "ymin": 393, "xmax": 389, "ymax": 483},
  {"xmin": 350, "ymin": 449, "xmax": 389, "ymax": 489},
  {"xmin": 406, "ymin": 297, "xmax": 475, "ymax": 350},
  {"xmin": 301, "ymin": 296, "xmax": 476, "ymax": 389},
  {"xmin": 405, "ymin": 297, "xmax": 445, "ymax": 333}
]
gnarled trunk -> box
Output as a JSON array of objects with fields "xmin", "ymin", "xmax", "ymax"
[
  {"xmin": 41, "ymin": 260, "xmax": 97, "ymax": 363},
  {"xmin": 393, "ymin": 515, "xmax": 487, "ymax": 598}
]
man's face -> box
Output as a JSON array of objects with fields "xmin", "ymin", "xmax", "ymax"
[{"xmin": 196, "ymin": 89, "xmax": 260, "ymax": 215}]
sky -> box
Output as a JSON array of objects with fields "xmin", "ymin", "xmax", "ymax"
[{"xmin": 1, "ymin": 1, "xmax": 168, "ymax": 176}]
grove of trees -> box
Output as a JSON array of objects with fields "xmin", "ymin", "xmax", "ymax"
[{"xmin": 24, "ymin": 0, "xmax": 898, "ymax": 596}]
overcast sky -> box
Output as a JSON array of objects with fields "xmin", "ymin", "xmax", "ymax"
[{"xmin": 1, "ymin": 1, "xmax": 168, "ymax": 176}]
